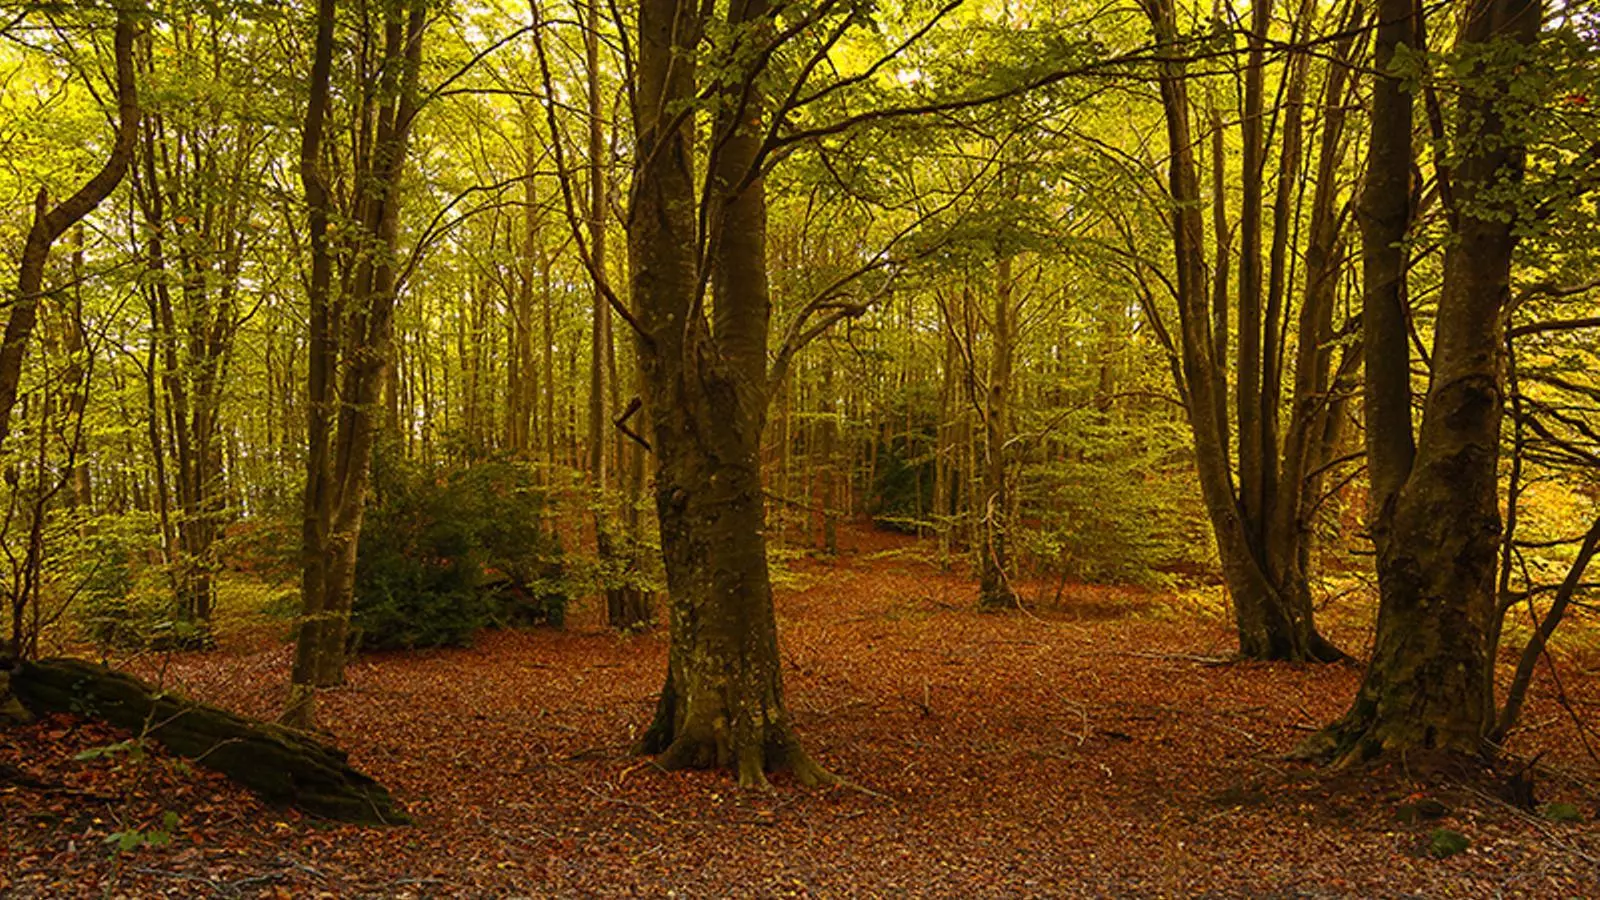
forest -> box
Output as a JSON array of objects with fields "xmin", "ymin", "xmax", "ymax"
[{"xmin": 0, "ymin": 0, "xmax": 1598, "ymax": 894}]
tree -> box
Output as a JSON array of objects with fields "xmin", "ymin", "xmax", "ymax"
[
  {"xmin": 1304, "ymin": 0, "xmax": 1544, "ymax": 763},
  {"xmin": 127, "ymin": 9, "xmax": 274, "ymax": 628},
  {"xmin": 621, "ymin": 0, "xmax": 831, "ymax": 786},
  {"xmin": 286, "ymin": 0, "xmax": 430, "ymax": 728},
  {"xmin": 2, "ymin": 4, "xmax": 139, "ymax": 657},
  {"xmin": 1137, "ymin": 0, "xmax": 1356, "ymax": 661}
]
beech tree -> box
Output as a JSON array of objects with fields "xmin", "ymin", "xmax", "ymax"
[
  {"xmin": 620, "ymin": 0, "xmax": 832, "ymax": 786},
  {"xmin": 1137, "ymin": 0, "xmax": 1358, "ymax": 662},
  {"xmin": 286, "ymin": 0, "xmax": 430, "ymax": 728},
  {"xmin": 1304, "ymin": 0, "xmax": 1544, "ymax": 762},
  {"xmin": 2, "ymin": 4, "xmax": 139, "ymax": 657}
]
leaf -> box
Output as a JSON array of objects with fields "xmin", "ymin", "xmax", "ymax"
[{"xmin": 1542, "ymin": 802, "xmax": 1583, "ymax": 824}]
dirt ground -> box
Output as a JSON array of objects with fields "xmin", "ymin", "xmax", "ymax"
[{"xmin": 4, "ymin": 526, "xmax": 1599, "ymax": 897}]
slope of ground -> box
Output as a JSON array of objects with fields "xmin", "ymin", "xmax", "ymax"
[{"xmin": 3, "ymin": 526, "xmax": 1599, "ymax": 897}]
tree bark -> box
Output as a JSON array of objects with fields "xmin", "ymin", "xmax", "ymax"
[
  {"xmin": 0, "ymin": 8, "xmax": 138, "ymax": 461},
  {"xmin": 629, "ymin": 0, "xmax": 827, "ymax": 786},
  {"xmin": 1141, "ymin": 0, "xmax": 1344, "ymax": 661},
  {"xmin": 1304, "ymin": 0, "xmax": 1542, "ymax": 764},
  {"xmin": 287, "ymin": 0, "xmax": 428, "ymax": 728},
  {"xmin": 979, "ymin": 254, "xmax": 1017, "ymax": 609}
]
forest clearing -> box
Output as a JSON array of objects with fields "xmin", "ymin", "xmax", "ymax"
[
  {"xmin": 3, "ymin": 0, "xmax": 1600, "ymax": 896},
  {"xmin": 4, "ymin": 524, "xmax": 1600, "ymax": 897}
]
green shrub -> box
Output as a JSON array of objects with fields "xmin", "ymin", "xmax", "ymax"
[
  {"xmin": 70, "ymin": 514, "xmax": 207, "ymax": 651},
  {"xmin": 867, "ymin": 383, "xmax": 938, "ymax": 533},
  {"xmin": 352, "ymin": 455, "xmax": 569, "ymax": 650},
  {"xmin": 1016, "ymin": 414, "xmax": 1212, "ymax": 588}
]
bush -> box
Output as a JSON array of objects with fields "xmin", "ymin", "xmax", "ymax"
[
  {"xmin": 71, "ymin": 514, "xmax": 207, "ymax": 651},
  {"xmin": 352, "ymin": 456, "xmax": 569, "ymax": 650},
  {"xmin": 1016, "ymin": 414, "xmax": 1212, "ymax": 588},
  {"xmin": 867, "ymin": 382, "xmax": 938, "ymax": 532}
]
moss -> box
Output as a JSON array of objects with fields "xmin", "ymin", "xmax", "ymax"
[
  {"xmin": 14, "ymin": 658, "xmax": 409, "ymax": 825},
  {"xmin": 1427, "ymin": 828, "xmax": 1469, "ymax": 859}
]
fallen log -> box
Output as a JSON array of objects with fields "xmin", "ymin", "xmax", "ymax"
[{"xmin": 10, "ymin": 657, "xmax": 410, "ymax": 826}]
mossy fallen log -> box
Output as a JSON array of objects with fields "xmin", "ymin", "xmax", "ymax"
[
  {"xmin": 11, "ymin": 657, "xmax": 410, "ymax": 826},
  {"xmin": 0, "ymin": 666, "xmax": 33, "ymax": 725}
]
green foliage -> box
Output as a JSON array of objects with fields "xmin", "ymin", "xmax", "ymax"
[
  {"xmin": 69, "ymin": 514, "xmax": 208, "ymax": 651},
  {"xmin": 1542, "ymin": 802, "xmax": 1583, "ymax": 824},
  {"xmin": 353, "ymin": 455, "xmax": 569, "ymax": 650},
  {"xmin": 105, "ymin": 811, "xmax": 180, "ymax": 854},
  {"xmin": 1426, "ymin": 828, "xmax": 1470, "ymax": 859},
  {"xmin": 866, "ymin": 382, "xmax": 938, "ymax": 533},
  {"xmin": 1017, "ymin": 413, "xmax": 1211, "ymax": 588}
]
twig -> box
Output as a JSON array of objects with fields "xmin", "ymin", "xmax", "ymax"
[
  {"xmin": 1459, "ymin": 785, "xmax": 1600, "ymax": 866},
  {"xmin": 1113, "ymin": 650, "xmax": 1235, "ymax": 666},
  {"xmin": 128, "ymin": 868, "xmax": 225, "ymax": 896}
]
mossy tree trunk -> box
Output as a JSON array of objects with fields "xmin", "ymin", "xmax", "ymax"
[
  {"xmin": 1303, "ymin": 0, "xmax": 1541, "ymax": 765},
  {"xmin": 13, "ymin": 658, "xmax": 407, "ymax": 825},
  {"xmin": 625, "ymin": 0, "xmax": 832, "ymax": 786}
]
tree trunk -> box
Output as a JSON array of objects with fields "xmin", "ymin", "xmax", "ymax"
[
  {"xmin": 979, "ymin": 255, "xmax": 1017, "ymax": 609},
  {"xmin": 287, "ymin": 0, "xmax": 427, "ymax": 728},
  {"xmin": 1142, "ymin": 0, "xmax": 1342, "ymax": 661},
  {"xmin": 628, "ymin": 0, "xmax": 826, "ymax": 785},
  {"xmin": 0, "ymin": 11, "xmax": 138, "ymax": 463},
  {"xmin": 818, "ymin": 363, "xmax": 839, "ymax": 555},
  {"xmin": 15, "ymin": 658, "xmax": 408, "ymax": 825},
  {"xmin": 1304, "ymin": 0, "xmax": 1541, "ymax": 765}
]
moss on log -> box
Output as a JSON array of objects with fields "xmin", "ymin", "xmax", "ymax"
[
  {"xmin": 0, "ymin": 666, "xmax": 33, "ymax": 725},
  {"xmin": 11, "ymin": 657, "xmax": 409, "ymax": 826}
]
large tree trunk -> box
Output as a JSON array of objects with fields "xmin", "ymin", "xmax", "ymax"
[
  {"xmin": 636, "ymin": 399, "xmax": 824, "ymax": 786},
  {"xmin": 13, "ymin": 658, "xmax": 408, "ymax": 825},
  {"xmin": 1303, "ymin": 0, "xmax": 1541, "ymax": 765},
  {"xmin": 628, "ymin": 0, "xmax": 826, "ymax": 786}
]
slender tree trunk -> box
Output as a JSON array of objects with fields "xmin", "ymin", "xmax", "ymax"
[
  {"xmin": 1143, "ymin": 0, "xmax": 1342, "ymax": 661},
  {"xmin": 287, "ymin": 0, "xmax": 427, "ymax": 728},
  {"xmin": 0, "ymin": 7, "xmax": 136, "ymax": 669},
  {"xmin": 818, "ymin": 362, "xmax": 839, "ymax": 555},
  {"xmin": 979, "ymin": 254, "xmax": 1017, "ymax": 609}
]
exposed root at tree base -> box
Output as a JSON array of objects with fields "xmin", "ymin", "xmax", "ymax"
[
  {"xmin": 638, "ymin": 719, "xmax": 835, "ymax": 789},
  {"xmin": 1291, "ymin": 715, "xmax": 1495, "ymax": 779}
]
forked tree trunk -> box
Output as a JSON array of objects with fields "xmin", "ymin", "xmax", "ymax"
[
  {"xmin": 1303, "ymin": 0, "xmax": 1541, "ymax": 764},
  {"xmin": 286, "ymin": 0, "xmax": 427, "ymax": 729},
  {"xmin": 1142, "ymin": 0, "xmax": 1347, "ymax": 662}
]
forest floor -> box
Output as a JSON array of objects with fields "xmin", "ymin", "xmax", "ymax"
[{"xmin": 5, "ymin": 524, "xmax": 1600, "ymax": 898}]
